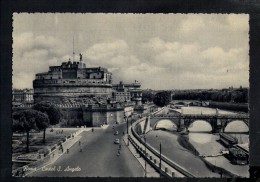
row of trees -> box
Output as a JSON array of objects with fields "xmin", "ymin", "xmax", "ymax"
[
  {"xmin": 143, "ymin": 88, "xmax": 248, "ymax": 107},
  {"xmin": 153, "ymin": 91, "xmax": 171, "ymax": 107},
  {"xmin": 172, "ymin": 88, "xmax": 248, "ymax": 103},
  {"xmin": 12, "ymin": 101, "xmax": 62, "ymax": 153},
  {"xmin": 142, "ymin": 91, "xmax": 155, "ymax": 103}
]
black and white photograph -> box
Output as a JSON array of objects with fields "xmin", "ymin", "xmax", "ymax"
[{"xmin": 11, "ymin": 13, "xmax": 249, "ymax": 178}]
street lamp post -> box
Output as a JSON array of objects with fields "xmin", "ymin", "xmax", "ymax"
[
  {"xmin": 159, "ymin": 142, "xmax": 162, "ymax": 177},
  {"xmin": 126, "ymin": 116, "xmax": 129, "ymax": 134},
  {"xmin": 127, "ymin": 134, "xmax": 129, "ymax": 146},
  {"xmin": 130, "ymin": 115, "xmax": 133, "ymax": 126},
  {"xmin": 144, "ymin": 135, "xmax": 147, "ymax": 177},
  {"xmin": 155, "ymin": 135, "xmax": 162, "ymax": 177}
]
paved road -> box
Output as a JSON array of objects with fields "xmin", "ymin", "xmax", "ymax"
[{"xmin": 30, "ymin": 123, "xmax": 144, "ymax": 177}]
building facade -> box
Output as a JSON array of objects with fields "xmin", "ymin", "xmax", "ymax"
[
  {"xmin": 12, "ymin": 89, "xmax": 34, "ymax": 103},
  {"xmin": 112, "ymin": 80, "xmax": 142, "ymax": 105},
  {"xmin": 33, "ymin": 59, "xmax": 113, "ymax": 103}
]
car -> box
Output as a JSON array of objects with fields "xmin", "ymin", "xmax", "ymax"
[
  {"xmin": 12, "ymin": 140, "xmax": 22, "ymax": 145},
  {"xmin": 114, "ymin": 138, "xmax": 120, "ymax": 144},
  {"xmin": 114, "ymin": 131, "xmax": 119, "ymax": 135}
]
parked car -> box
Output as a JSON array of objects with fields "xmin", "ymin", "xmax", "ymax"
[
  {"xmin": 114, "ymin": 138, "xmax": 120, "ymax": 144},
  {"xmin": 12, "ymin": 140, "xmax": 22, "ymax": 145},
  {"xmin": 114, "ymin": 131, "xmax": 119, "ymax": 135}
]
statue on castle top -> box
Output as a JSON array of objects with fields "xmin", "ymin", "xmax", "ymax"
[{"xmin": 79, "ymin": 53, "xmax": 83, "ymax": 61}]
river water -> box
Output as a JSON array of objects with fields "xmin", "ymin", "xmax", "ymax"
[{"xmin": 149, "ymin": 106, "xmax": 249, "ymax": 177}]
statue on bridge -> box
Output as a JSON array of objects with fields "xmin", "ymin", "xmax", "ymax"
[{"xmin": 216, "ymin": 108, "xmax": 219, "ymax": 116}]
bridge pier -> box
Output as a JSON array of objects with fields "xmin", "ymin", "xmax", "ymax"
[
  {"xmin": 212, "ymin": 127, "xmax": 222, "ymax": 133},
  {"xmin": 212, "ymin": 117, "xmax": 224, "ymax": 133},
  {"xmin": 177, "ymin": 118, "xmax": 186, "ymax": 132}
]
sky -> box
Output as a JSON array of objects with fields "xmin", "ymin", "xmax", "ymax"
[{"xmin": 12, "ymin": 13, "xmax": 249, "ymax": 90}]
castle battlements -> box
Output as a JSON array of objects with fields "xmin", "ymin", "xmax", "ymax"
[{"xmin": 33, "ymin": 59, "xmax": 113, "ymax": 103}]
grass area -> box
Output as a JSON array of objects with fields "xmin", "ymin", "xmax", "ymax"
[{"xmin": 12, "ymin": 128, "xmax": 79, "ymax": 157}]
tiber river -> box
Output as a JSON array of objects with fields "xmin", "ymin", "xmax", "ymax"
[{"xmin": 145, "ymin": 106, "xmax": 249, "ymax": 177}]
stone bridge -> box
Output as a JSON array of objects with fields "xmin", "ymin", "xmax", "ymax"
[
  {"xmin": 149, "ymin": 113, "xmax": 249, "ymax": 133},
  {"xmin": 170, "ymin": 100, "xmax": 209, "ymax": 107}
]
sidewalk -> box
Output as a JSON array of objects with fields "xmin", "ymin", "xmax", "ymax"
[
  {"xmin": 123, "ymin": 133, "xmax": 160, "ymax": 177},
  {"xmin": 25, "ymin": 128, "xmax": 86, "ymax": 176},
  {"xmin": 127, "ymin": 125, "xmax": 187, "ymax": 177}
]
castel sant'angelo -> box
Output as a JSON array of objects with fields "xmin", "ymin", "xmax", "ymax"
[
  {"xmin": 33, "ymin": 54, "xmax": 113, "ymax": 103},
  {"xmin": 33, "ymin": 54, "xmax": 142, "ymax": 105},
  {"xmin": 29, "ymin": 54, "xmax": 146, "ymax": 127}
]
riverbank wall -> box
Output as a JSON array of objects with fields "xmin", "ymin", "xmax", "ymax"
[
  {"xmin": 176, "ymin": 132, "xmax": 239, "ymax": 177},
  {"xmin": 208, "ymin": 102, "xmax": 248, "ymax": 112}
]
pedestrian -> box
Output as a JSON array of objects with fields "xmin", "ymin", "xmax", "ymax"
[
  {"xmin": 79, "ymin": 141, "xmax": 81, "ymax": 146},
  {"xmin": 61, "ymin": 130, "xmax": 63, "ymax": 134},
  {"xmin": 67, "ymin": 148, "xmax": 69, "ymax": 153},
  {"xmin": 80, "ymin": 147, "xmax": 82, "ymax": 152},
  {"xmin": 123, "ymin": 131, "xmax": 124, "ymax": 135},
  {"xmin": 61, "ymin": 147, "xmax": 63, "ymax": 153},
  {"xmin": 15, "ymin": 170, "xmax": 20, "ymax": 177},
  {"xmin": 21, "ymin": 168, "xmax": 25, "ymax": 177}
]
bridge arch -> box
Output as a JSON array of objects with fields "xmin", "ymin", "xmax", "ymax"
[
  {"xmin": 189, "ymin": 101, "xmax": 202, "ymax": 106},
  {"xmin": 186, "ymin": 119, "xmax": 213, "ymax": 132},
  {"xmin": 224, "ymin": 119, "xmax": 249, "ymax": 133},
  {"xmin": 153, "ymin": 119, "xmax": 179, "ymax": 131},
  {"xmin": 174, "ymin": 101, "xmax": 188, "ymax": 106}
]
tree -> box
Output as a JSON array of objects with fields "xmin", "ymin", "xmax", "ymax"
[
  {"xmin": 35, "ymin": 112, "xmax": 50, "ymax": 143},
  {"xmin": 32, "ymin": 101, "xmax": 62, "ymax": 125},
  {"xmin": 142, "ymin": 92, "xmax": 155, "ymax": 103},
  {"xmin": 12, "ymin": 110, "xmax": 48, "ymax": 153},
  {"xmin": 153, "ymin": 91, "xmax": 171, "ymax": 107}
]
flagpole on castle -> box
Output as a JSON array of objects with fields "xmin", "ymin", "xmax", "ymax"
[{"xmin": 73, "ymin": 37, "xmax": 75, "ymax": 62}]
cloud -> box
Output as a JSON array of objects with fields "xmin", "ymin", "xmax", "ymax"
[
  {"xmin": 12, "ymin": 33, "xmax": 65, "ymax": 88},
  {"xmin": 86, "ymin": 40, "xmax": 128, "ymax": 60},
  {"xmin": 12, "ymin": 14, "xmax": 249, "ymax": 90},
  {"xmin": 138, "ymin": 37, "xmax": 249, "ymax": 89},
  {"xmin": 227, "ymin": 14, "xmax": 249, "ymax": 32},
  {"xmin": 179, "ymin": 15, "xmax": 206, "ymax": 34},
  {"xmin": 85, "ymin": 40, "xmax": 141, "ymax": 72}
]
